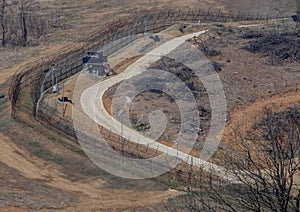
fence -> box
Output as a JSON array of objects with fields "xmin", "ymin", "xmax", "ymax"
[
  {"xmin": 18, "ymin": 99, "xmax": 204, "ymax": 184},
  {"xmin": 8, "ymin": 7, "xmax": 289, "ymax": 181},
  {"xmin": 9, "ymin": 8, "xmax": 287, "ymax": 116}
]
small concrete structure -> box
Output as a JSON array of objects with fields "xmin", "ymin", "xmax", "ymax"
[{"xmin": 83, "ymin": 51, "xmax": 109, "ymax": 77}]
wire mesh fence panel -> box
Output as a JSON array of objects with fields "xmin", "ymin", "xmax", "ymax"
[
  {"xmin": 8, "ymin": 7, "xmax": 291, "ymax": 179},
  {"xmin": 10, "ymin": 7, "xmax": 289, "ymax": 116}
]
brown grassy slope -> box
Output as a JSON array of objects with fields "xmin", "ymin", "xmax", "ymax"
[
  {"xmin": 0, "ymin": 1, "xmax": 297, "ymax": 210},
  {"xmin": 0, "ymin": 1, "xmax": 222, "ymax": 211},
  {"xmin": 220, "ymin": 0, "xmax": 296, "ymax": 16},
  {"xmin": 0, "ymin": 0, "xmax": 224, "ymax": 92},
  {"xmin": 0, "ymin": 0, "xmax": 296, "ymax": 89}
]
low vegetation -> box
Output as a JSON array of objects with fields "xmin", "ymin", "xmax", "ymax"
[
  {"xmin": 243, "ymin": 29, "xmax": 300, "ymax": 64},
  {"xmin": 170, "ymin": 105, "xmax": 300, "ymax": 211}
]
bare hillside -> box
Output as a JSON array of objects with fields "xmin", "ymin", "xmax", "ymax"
[{"xmin": 0, "ymin": 0, "xmax": 298, "ymax": 211}]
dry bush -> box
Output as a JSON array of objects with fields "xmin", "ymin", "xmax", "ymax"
[{"xmin": 172, "ymin": 105, "xmax": 300, "ymax": 211}]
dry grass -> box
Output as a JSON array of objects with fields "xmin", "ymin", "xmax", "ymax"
[{"xmin": 0, "ymin": 0, "xmax": 298, "ymax": 211}]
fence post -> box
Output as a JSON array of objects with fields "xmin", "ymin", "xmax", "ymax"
[
  {"xmin": 108, "ymin": 129, "xmax": 111, "ymax": 139},
  {"xmin": 121, "ymin": 137, "xmax": 125, "ymax": 155}
]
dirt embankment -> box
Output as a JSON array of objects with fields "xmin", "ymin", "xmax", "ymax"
[
  {"xmin": 223, "ymin": 89, "xmax": 300, "ymax": 144},
  {"xmin": 0, "ymin": 1, "xmax": 298, "ymax": 210},
  {"xmin": 0, "ymin": 116, "xmax": 179, "ymax": 211}
]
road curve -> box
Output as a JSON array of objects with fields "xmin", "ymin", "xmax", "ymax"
[{"xmin": 80, "ymin": 31, "xmax": 239, "ymax": 182}]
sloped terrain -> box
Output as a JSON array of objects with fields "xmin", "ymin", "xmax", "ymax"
[
  {"xmin": 243, "ymin": 29, "xmax": 300, "ymax": 64},
  {"xmin": 0, "ymin": 0, "xmax": 299, "ymax": 211}
]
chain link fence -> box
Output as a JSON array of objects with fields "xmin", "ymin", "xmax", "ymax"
[{"xmin": 8, "ymin": 7, "xmax": 289, "ymax": 181}]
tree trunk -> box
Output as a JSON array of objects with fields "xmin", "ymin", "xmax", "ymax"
[
  {"xmin": 297, "ymin": 189, "xmax": 300, "ymax": 212},
  {"xmin": 0, "ymin": 0, "xmax": 5, "ymax": 46},
  {"xmin": 20, "ymin": 0, "xmax": 27, "ymax": 46},
  {"xmin": 297, "ymin": 0, "xmax": 300, "ymax": 16}
]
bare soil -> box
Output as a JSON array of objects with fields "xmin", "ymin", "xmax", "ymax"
[
  {"xmin": 0, "ymin": 101, "xmax": 179, "ymax": 211},
  {"xmin": 103, "ymin": 22, "xmax": 300, "ymax": 162},
  {"xmin": 0, "ymin": 0, "xmax": 298, "ymax": 211}
]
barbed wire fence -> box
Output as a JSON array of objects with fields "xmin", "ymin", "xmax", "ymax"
[
  {"xmin": 8, "ymin": 7, "xmax": 291, "ymax": 184},
  {"xmin": 9, "ymin": 7, "xmax": 288, "ymax": 114}
]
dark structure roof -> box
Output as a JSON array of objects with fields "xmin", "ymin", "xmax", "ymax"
[
  {"xmin": 86, "ymin": 56, "xmax": 106, "ymax": 64},
  {"xmin": 83, "ymin": 51, "xmax": 108, "ymax": 64},
  {"xmin": 292, "ymin": 15, "xmax": 299, "ymax": 22},
  {"xmin": 86, "ymin": 51, "xmax": 99, "ymax": 56}
]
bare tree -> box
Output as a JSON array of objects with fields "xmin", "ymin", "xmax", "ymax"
[
  {"xmin": 19, "ymin": 0, "xmax": 39, "ymax": 46},
  {"xmin": 297, "ymin": 0, "xmax": 300, "ymax": 19},
  {"xmin": 233, "ymin": 106, "xmax": 300, "ymax": 211},
  {"xmin": 19, "ymin": 0, "xmax": 27, "ymax": 46},
  {"xmin": 0, "ymin": 0, "xmax": 48, "ymax": 47},
  {"xmin": 174, "ymin": 105, "xmax": 300, "ymax": 211},
  {"xmin": 0, "ymin": 0, "xmax": 6, "ymax": 46}
]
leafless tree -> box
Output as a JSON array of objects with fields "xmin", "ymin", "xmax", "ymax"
[
  {"xmin": 0, "ymin": 0, "xmax": 53, "ymax": 47},
  {"xmin": 19, "ymin": 0, "xmax": 27, "ymax": 46},
  {"xmin": 297, "ymin": 0, "xmax": 300, "ymax": 19},
  {"xmin": 233, "ymin": 105, "xmax": 300, "ymax": 211},
  {"xmin": 0, "ymin": 0, "xmax": 6, "ymax": 46},
  {"xmin": 172, "ymin": 105, "xmax": 300, "ymax": 211},
  {"xmin": 19, "ymin": 0, "xmax": 39, "ymax": 46}
]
